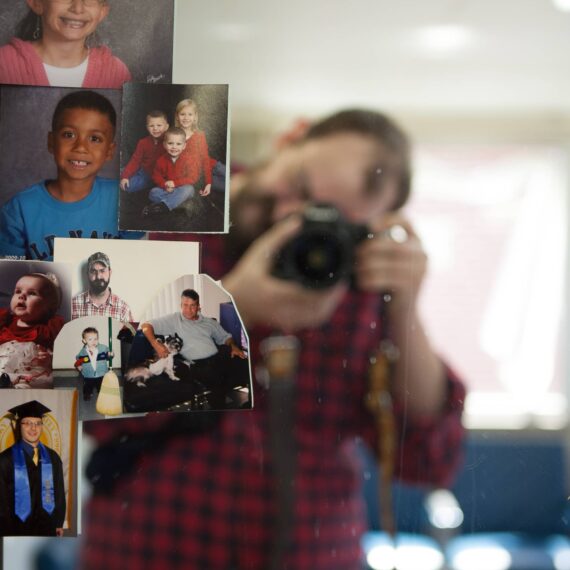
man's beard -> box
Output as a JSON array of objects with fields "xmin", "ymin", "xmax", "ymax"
[{"xmin": 89, "ymin": 278, "xmax": 109, "ymax": 295}]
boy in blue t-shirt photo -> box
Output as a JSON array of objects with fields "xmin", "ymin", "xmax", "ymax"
[{"xmin": 0, "ymin": 90, "xmax": 127, "ymax": 261}]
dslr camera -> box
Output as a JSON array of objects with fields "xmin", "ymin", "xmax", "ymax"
[{"xmin": 273, "ymin": 203, "xmax": 369, "ymax": 289}]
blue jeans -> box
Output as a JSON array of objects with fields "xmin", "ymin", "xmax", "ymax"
[
  {"xmin": 148, "ymin": 184, "xmax": 195, "ymax": 210},
  {"xmin": 125, "ymin": 169, "xmax": 153, "ymax": 193}
]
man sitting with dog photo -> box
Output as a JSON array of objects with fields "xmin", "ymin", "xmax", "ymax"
[{"xmin": 131, "ymin": 288, "xmax": 246, "ymax": 410}]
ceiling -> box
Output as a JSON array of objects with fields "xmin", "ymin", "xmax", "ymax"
[{"xmin": 173, "ymin": 1, "xmax": 570, "ymax": 134}]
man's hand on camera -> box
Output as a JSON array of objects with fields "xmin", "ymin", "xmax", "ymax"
[
  {"xmin": 223, "ymin": 215, "xmax": 347, "ymax": 333},
  {"xmin": 355, "ymin": 213, "xmax": 427, "ymax": 315}
]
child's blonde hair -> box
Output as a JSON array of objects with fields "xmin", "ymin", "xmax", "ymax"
[
  {"xmin": 164, "ymin": 127, "xmax": 186, "ymax": 142},
  {"xmin": 175, "ymin": 99, "xmax": 199, "ymax": 131}
]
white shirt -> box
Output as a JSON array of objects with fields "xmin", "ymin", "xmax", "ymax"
[{"xmin": 44, "ymin": 57, "xmax": 89, "ymax": 87}]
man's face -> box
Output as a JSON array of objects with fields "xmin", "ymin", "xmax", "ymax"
[
  {"xmin": 48, "ymin": 108, "xmax": 116, "ymax": 184},
  {"xmin": 88, "ymin": 262, "xmax": 110, "ymax": 294},
  {"xmin": 231, "ymin": 133, "xmax": 401, "ymax": 249},
  {"xmin": 20, "ymin": 417, "xmax": 43, "ymax": 447},
  {"xmin": 180, "ymin": 296, "xmax": 200, "ymax": 320}
]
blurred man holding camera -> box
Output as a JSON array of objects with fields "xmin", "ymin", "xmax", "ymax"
[{"xmin": 82, "ymin": 109, "xmax": 465, "ymax": 570}]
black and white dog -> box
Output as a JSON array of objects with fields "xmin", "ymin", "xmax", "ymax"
[{"xmin": 125, "ymin": 333, "xmax": 184, "ymax": 388}]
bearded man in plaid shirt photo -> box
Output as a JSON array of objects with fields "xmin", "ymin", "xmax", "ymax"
[{"xmin": 71, "ymin": 251, "xmax": 134, "ymax": 323}]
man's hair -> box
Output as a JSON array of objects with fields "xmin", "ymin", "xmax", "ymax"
[
  {"xmin": 181, "ymin": 289, "xmax": 200, "ymax": 303},
  {"xmin": 164, "ymin": 127, "xmax": 186, "ymax": 141},
  {"xmin": 82, "ymin": 327, "xmax": 99, "ymax": 339},
  {"xmin": 52, "ymin": 91, "xmax": 117, "ymax": 132},
  {"xmin": 147, "ymin": 110, "xmax": 169, "ymax": 122},
  {"xmin": 304, "ymin": 109, "xmax": 412, "ymax": 210}
]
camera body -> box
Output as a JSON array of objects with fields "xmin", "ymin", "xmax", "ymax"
[{"xmin": 273, "ymin": 203, "xmax": 369, "ymax": 289}]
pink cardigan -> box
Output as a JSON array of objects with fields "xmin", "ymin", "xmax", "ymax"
[{"xmin": 0, "ymin": 38, "xmax": 131, "ymax": 88}]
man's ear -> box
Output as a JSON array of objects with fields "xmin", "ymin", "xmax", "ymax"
[{"xmin": 47, "ymin": 132, "xmax": 54, "ymax": 155}]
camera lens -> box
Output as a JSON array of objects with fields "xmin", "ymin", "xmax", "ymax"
[
  {"xmin": 272, "ymin": 203, "xmax": 367, "ymax": 289},
  {"xmin": 287, "ymin": 230, "xmax": 347, "ymax": 288}
]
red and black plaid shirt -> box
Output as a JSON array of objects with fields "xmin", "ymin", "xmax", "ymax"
[{"xmin": 81, "ymin": 235, "xmax": 465, "ymax": 570}]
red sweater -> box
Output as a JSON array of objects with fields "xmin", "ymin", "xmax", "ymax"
[
  {"xmin": 182, "ymin": 130, "xmax": 213, "ymax": 185},
  {"xmin": 152, "ymin": 154, "xmax": 198, "ymax": 189},
  {"xmin": 121, "ymin": 135, "xmax": 166, "ymax": 179},
  {"xmin": 0, "ymin": 308, "xmax": 64, "ymax": 350},
  {"xmin": 0, "ymin": 38, "xmax": 131, "ymax": 88}
]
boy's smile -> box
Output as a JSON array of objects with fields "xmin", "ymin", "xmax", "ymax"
[
  {"xmin": 48, "ymin": 107, "xmax": 115, "ymax": 187},
  {"xmin": 147, "ymin": 117, "xmax": 169, "ymax": 139},
  {"xmin": 164, "ymin": 136, "xmax": 186, "ymax": 159}
]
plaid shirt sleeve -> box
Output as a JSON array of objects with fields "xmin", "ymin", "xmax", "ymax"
[{"xmin": 391, "ymin": 366, "xmax": 465, "ymax": 486}]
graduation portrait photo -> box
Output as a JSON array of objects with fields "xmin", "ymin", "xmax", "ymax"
[{"xmin": 0, "ymin": 389, "xmax": 78, "ymax": 537}]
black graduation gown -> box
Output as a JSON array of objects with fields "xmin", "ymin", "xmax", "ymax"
[{"xmin": 0, "ymin": 444, "xmax": 66, "ymax": 536}]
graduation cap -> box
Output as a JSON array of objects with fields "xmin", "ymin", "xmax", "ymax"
[{"xmin": 8, "ymin": 400, "xmax": 51, "ymax": 420}]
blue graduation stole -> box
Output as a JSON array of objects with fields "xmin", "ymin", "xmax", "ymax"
[{"xmin": 12, "ymin": 441, "xmax": 55, "ymax": 522}]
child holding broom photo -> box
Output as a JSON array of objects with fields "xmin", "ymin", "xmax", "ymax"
[{"xmin": 74, "ymin": 326, "xmax": 112, "ymax": 401}]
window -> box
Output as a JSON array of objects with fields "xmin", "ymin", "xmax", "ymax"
[{"xmin": 409, "ymin": 145, "xmax": 568, "ymax": 429}]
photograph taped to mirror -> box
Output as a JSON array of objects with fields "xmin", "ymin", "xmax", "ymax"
[
  {"xmin": 0, "ymin": 259, "xmax": 73, "ymax": 389},
  {"xmin": 0, "ymin": 388, "xmax": 78, "ymax": 537},
  {"xmin": 119, "ymin": 82, "xmax": 229, "ymax": 234}
]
